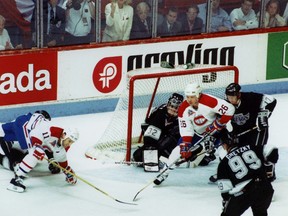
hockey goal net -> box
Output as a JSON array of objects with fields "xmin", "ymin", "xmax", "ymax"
[{"xmin": 85, "ymin": 64, "xmax": 239, "ymax": 161}]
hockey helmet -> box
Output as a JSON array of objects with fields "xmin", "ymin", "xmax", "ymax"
[
  {"xmin": 220, "ymin": 128, "xmax": 238, "ymax": 146},
  {"xmin": 225, "ymin": 83, "xmax": 241, "ymax": 96},
  {"xmin": 35, "ymin": 110, "xmax": 51, "ymax": 121},
  {"xmin": 167, "ymin": 93, "xmax": 184, "ymax": 109},
  {"xmin": 64, "ymin": 128, "xmax": 79, "ymax": 142},
  {"xmin": 184, "ymin": 82, "xmax": 202, "ymax": 98}
]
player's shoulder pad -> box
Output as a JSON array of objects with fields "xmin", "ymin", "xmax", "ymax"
[
  {"xmin": 199, "ymin": 94, "xmax": 218, "ymax": 108},
  {"xmin": 178, "ymin": 101, "xmax": 190, "ymax": 118}
]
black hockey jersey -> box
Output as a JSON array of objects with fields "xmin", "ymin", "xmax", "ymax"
[
  {"xmin": 217, "ymin": 144, "xmax": 267, "ymax": 198},
  {"xmin": 145, "ymin": 104, "xmax": 179, "ymax": 136},
  {"xmin": 230, "ymin": 92, "xmax": 263, "ymax": 134}
]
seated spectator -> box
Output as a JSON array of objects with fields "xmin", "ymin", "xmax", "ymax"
[
  {"xmin": 230, "ymin": 0, "xmax": 259, "ymax": 30},
  {"xmin": 102, "ymin": 0, "xmax": 133, "ymax": 42},
  {"xmin": 262, "ymin": 0, "xmax": 286, "ymax": 27},
  {"xmin": 198, "ymin": 0, "xmax": 232, "ymax": 33},
  {"xmin": 178, "ymin": 4, "xmax": 203, "ymax": 35},
  {"xmin": 279, "ymin": 0, "xmax": 288, "ymax": 22},
  {"xmin": 157, "ymin": 7, "xmax": 182, "ymax": 37},
  {"xmin": 130, "ymin": 1, "xmax": 152, "ymax": 40},
  {"xmin": 62, "ymin": 0, "xmax": 95, "ymax": 45},
  {"xmin": 0, "ymin": 15, "xmax": 17, "ymax": 50},
  {"xmin": 31, "ymin": 0, "xmax": 66, "ymax": 47}
]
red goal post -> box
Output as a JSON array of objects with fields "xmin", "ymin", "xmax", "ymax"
[{"xmin": 85, "ymin": 64, "xmax": 239, "ymax": 162}]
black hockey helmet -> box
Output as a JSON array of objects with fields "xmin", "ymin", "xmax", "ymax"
[
  {"xmin": 220, "ymin": 128, "xmax": 238, "ymax": 146},
  {"xmin": 35, "ymin": 110, "xmax": 51, "ymax": 121},
  {"xmin": 225, "ymin": 83, "xmax": 241, "ymax": 96},
  {"xmin": 167, "ymin": 93, "xmax": 184, "ymax": 109}
]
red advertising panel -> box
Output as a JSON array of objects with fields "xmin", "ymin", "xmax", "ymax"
[{"xmin": 0, "ymin": 52, "xmax": 57, "ymax": 106}]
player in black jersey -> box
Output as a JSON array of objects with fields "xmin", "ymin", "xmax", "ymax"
[
  {"xmin": 133, "ymin": 93, "xmax": 183, "ymax": 171},
  {"xmin": 217, "ymin": 129, "xmax": 274, "ymax": 216},
  {"xmin": 225, "ymin": 83, "xmax": 278, "ymax": 182}
]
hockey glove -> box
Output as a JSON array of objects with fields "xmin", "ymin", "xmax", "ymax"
[
  {"xmin": 179, "ymin": 143, "xmax": 192, "ymax": 160},
  {"xmin": 63, "ymin": 166, "xmax": 77, "ymax": 185},
  {"xmin": 48, "ymin": 158, "xmax": 61, "ymax": 174},
  {"xmin": 257, "ymin": 110, "xmax": 269, "ymax": 131},
  {"xmin": 205, "ymin": 119, "xmax": 224, "ymax": 134}
]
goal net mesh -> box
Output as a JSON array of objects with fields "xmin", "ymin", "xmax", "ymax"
[{"xmin": 85, "ymin": 64, "xmax": 238, "ymax": 161}]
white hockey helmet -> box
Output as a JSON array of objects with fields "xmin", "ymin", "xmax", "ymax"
[
  {"xmin": 184, "ymin": 82, "xmax": 202, "ymax": 98},
  {"xmin": 64, "ymin": 128, "xmax": 79, "ymax": 142}
]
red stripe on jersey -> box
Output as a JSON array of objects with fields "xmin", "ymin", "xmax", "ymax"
[
  {"xmin": 50, "ymin": 126, "xmax": 64, "ymax": 139},
  {"xmin": 31, "ymin": 136, "xmax": 43, "ymax": 146},
  {"xmin": 199, "ymin": 94, "xmax": 218, "ymax": 108},
  {"xmin": 178, "ymin": 101, "xmax": 190, "ymax": 118},
  {"xmin": 219, "ymin": 115, "xmax": 233, "ymax": 125}
]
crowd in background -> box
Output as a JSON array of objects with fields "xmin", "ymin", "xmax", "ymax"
[{"xmin": 0, "ymin": 0, "xmax": 287, "ymax": 51}]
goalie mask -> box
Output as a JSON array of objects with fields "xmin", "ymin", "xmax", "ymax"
[{"xmin": 167, "ymin": 93, "xmax": 184, "ymax": 117}]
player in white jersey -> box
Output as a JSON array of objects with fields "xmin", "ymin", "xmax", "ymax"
[
  {"xmin": 7, "ymin": 116, "xmax": 79, "ymax": 193},
  {"xmin": 154, "ymin": 82, "xmax": 235, "ymax": 185}
]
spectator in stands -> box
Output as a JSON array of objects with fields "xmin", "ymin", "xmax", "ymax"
[
  {"xmin": 130, "ymin": 1, "xmax": 152, "ymax": 40},
  {"xmin": 62, "ymin": 0, "xmax": 95, "ymax": 45},
  {"xmin": 157, "ymin": 7, "xmax": 182, "ymax": 37},
  {"xmin": 198, "ymin": 0, "xmax": 232, "ymax": 33},
  {"xmin": 31, "ymin": 0, "xmax": 66, "ymax": 47},
  {"xmin": 178, "ymin": 4, "xmax": 203, "ymax": 35},
  {"xmin": 102, "ymin": 0, "xmax": 133, "ymax": 42},
  {"xmin": 278, "ymin": 0, "xmax": 288, "ymax": 23},
  {"xmin": 0, "ymin": 15, "xmax": 21, "ymax": 50},
  {"xmin": 230, "ymin": 0, "xmax": 259, "ymax": 30},
  {"xmin": 262, "ymin": 0, "xmax": 286, "ymax": 27}
]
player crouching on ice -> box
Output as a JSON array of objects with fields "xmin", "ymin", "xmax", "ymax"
[
  {"xmin": 7, "ymin": 123, "xmax": 79, "ymax": 193},
  {"xmin": 133, "ymin": 93, "xmax": 184, "ymax": 172},
  {"xmin": 154, "ymin": 82, "xmax": 235, "ymax": 185}
]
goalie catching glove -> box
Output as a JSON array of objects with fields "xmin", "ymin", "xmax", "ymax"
[
  {"xmin": 257, "ymin": 110, "xmax": 269, "ymax": 131},
  {"xmin": 63, "ymin": 166, "xmax": 77, "ymax": 185}
]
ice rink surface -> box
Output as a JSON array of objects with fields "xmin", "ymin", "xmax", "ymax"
[{"xmin": 0, "ymin": 94, "xmax": 287, "ymax": 216}]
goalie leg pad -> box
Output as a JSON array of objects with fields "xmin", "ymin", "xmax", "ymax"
[{"xmin": 143, "ymin": 149, "xmax": 159, "ymax": 172}]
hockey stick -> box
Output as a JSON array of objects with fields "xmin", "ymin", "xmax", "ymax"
[
  {"xmin": 44, "ymin": 158, "xmax": 137, "ymax": 205},
  {"xmin": 115, "ymin": 161, "xmax": 143, "ymax": 165},
  {"xmin": 132, "ymin": 132, "xmax": 212, "ymax": 201},
  {"xmin": 176, "ymin": 127, "xmax": 258, "ymax": 167},
  {"xmin": 236, "ymin": 126, "xmax": 258, "ymax": 137}
]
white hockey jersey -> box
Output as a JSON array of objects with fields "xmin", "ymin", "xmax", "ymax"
[{"xmin": 178, "ymin": 93, "xmax": 235, "ymax": 143}]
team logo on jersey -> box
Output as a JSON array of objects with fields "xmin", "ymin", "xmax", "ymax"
[
  {"xmin": 92, "ymin": 57, "xmax": 122, "ymax": 93},
  {"xmin": 194, "ymin": 115, "xmax": 208, "ymax": 126},
  {"xmin": 233, "ymin": 113, "xmax": 250, "ymax": 125},
  {"xmin": 188, "ymin": 110, "xmax": 195, "ymax": 116}
]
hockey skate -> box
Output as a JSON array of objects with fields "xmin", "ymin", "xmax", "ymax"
[
  {"xmin": 7, "ymin": 175, "xmax": 26, "ymax": 192},
  {"xmin": 153, "ymin": 171, "xmax": 169, "ymax": 185},
  {"xmin": 209, "ymin": 174, "xmax": 218, "ymax": 184},
  {"xmin": 153, "ymin": 162, "xmax": 170, "ymax": 185}
]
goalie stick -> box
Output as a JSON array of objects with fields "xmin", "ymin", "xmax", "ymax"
[
  {"xmin": 44, "ymin": 158, "xmax": 137, "ymax": 206},
  {"xmin": 132, "ymin": 132, "xmax": 212, "ymax": 201}
]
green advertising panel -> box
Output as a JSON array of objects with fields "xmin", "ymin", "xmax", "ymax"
[{"xmin": 267, "ymin": 32, "xmax": 288, "ymax": 80}]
